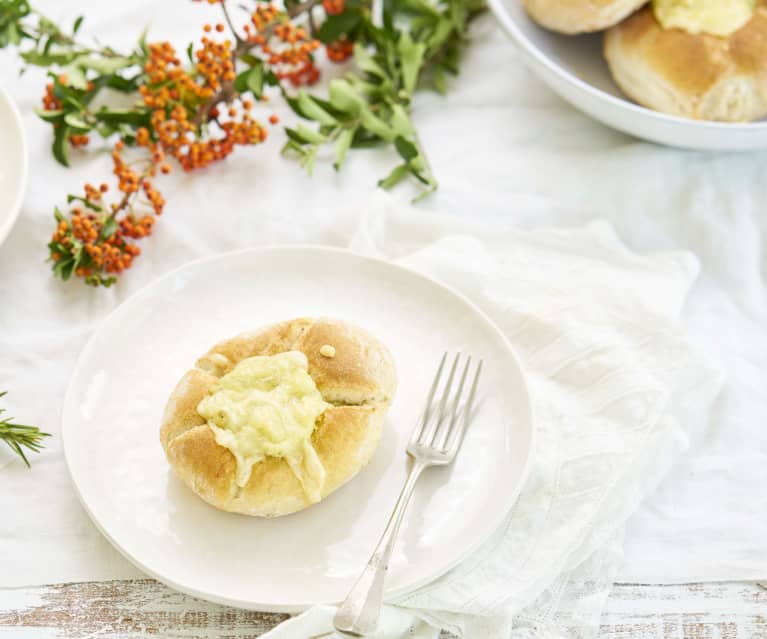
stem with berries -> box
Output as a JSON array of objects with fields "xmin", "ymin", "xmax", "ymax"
[{"xmin": 0, "ymin": 0, "xmax": 484, "ymax": 286}]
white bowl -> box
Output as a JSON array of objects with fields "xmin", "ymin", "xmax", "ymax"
[
  {"xmin": 0, "ymin": 86, "xmax": 28, "ymax": 245},
  {"xmin": 488, "ymin": 0, "xmax": 767, "ymax": 151}
]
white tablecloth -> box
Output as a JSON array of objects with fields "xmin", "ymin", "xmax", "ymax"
[{"xmin": 1, "ymin": 0, "xmax": 765, "ymax": 590}]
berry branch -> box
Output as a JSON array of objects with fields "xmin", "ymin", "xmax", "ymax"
[{"xmin": 0, "ymin": 0, "xmax": 484, "ymax": 286}]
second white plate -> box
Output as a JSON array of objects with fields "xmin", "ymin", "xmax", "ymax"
[{"xmin": 62, "ymin": 246, "xmax": 534, "ymax": 611}]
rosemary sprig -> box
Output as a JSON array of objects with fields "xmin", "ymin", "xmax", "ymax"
[{"xmin": 0, "ymin": 392, "xmax": 50, "ymax": 467}]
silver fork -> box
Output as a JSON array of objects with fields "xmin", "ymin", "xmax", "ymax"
[{"xmin": 333, "ymin": 352, "xmax": 483, "ymax": 637}]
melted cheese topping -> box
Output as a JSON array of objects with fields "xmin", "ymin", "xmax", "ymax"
[
  {"xmin": 653, "ymin": 0, "xmax": 755, "ymax": 37},
  {"xmin": 196, "ymin": 351, "xmax": 328, "ymax": 502}
]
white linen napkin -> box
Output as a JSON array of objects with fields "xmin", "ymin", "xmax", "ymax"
[{"xmin": 260, "ymin": 200, "xmax": 723, "ymax": 639}]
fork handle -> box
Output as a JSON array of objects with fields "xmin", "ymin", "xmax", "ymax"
[{"xmin": 333, "ymin": 459, "xmax": 428, "ymax": 637}]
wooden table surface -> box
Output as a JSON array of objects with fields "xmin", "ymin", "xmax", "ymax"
[{"xmin": 1, "ymin": 580, "xmax": 765, "ymax": 638}]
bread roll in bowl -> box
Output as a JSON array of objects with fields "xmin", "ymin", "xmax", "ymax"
[
  {"xmin": 523, "ymin": 0, "xmax": 648, "ymax": 34},
  {"xmin": 160, "ymin": 318, "xmax": 396, "ymax": 517},
  {"xmin": 605, "ymin": 4, "xmax": 767, "ymax": 122}
]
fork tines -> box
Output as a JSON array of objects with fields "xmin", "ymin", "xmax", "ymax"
[{"xmin": 411, "ymin": 352, "xmax": 482, "ymax": 456}]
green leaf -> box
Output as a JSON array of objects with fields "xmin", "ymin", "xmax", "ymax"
[
  {"xmin": 394, "ymin": 135, "xmax": 418, "ymax": 162},
  {"xmin": 397, "ymin": 32, "xmax": 426, "ymax": 94},
  {"xmin": 408, "ymin": 165, "xmax": 432, "ymax": 187},
  {"xmin": 334, "ymin": 127, "xmax": 355, "ymax": 170},
  {"xmin": 67, "ymin": 195, "xmax": 102, "ymax": 212},
  {"xmin": 63, "ymin": 112, "xmax": 90, "ymax": 131},
  {"xmin": 105, "ymin": 74, "xmax": 141, "ymax": 92},
  {"xmin": 411, "ymin": 180, "xmax": 437, "ymax": 203},
  {"xmin": 59, "ymin": 62, "xmax": 88, "ymax": 89},
  {"xmin": 359, "ymin": 106, "xmax": 394, "ymax": 140},
  {"xmin": 433, "ymin": 66, "xmax": 447, "ymax": 94},
  {"xmin": 301, "ymin": 145, "xmax": 319, "ymax": 175},
  {"xmin": 378, "ymin": 163, "xmax": 409, "ymax": 189},
  {"xmin": 137, "ymin": 26, "xmax": 148, "ymax": 57},
  {"xmin": 427, "ymin": 16, "xmax": 453, "ymax": 50},
  {"xmin": 34, "ymin": 108, "xmax": 64, "ymax": 123},
  {"xmin": 390, "ymin": 103, "xmax": 414, "ymax": 136},
  {"xmin": 285, "ymin": 125, "xmax": 327, "ymax": 145},
  {"xmin": 235, "ymin": 65, "xmax": 265, "ymax": 99},
  {"xmin": 0, "ymin": 22, "xmax": 20, "ymax": 47},
  {"xmin": 281, "ymin": 138, "xmax": 308, "ymax": 156},
  {"xmin": 100, "ymin": 215, "xmax": 118, "ymax": 240},
  {"xmin": 353, "ymin": 43, "xmax": 388, "ymax": 79},
  {"xmin": 382, "ymin": 0, "xmax": 395, "ymax": 30},
  {"xmin": 295, "ymin": 124, "xmax": 328, "ymax": 144},
  {"xmin": 186, "ymin": 42, "xmax": 194, "ymax": 65},
  {"xmin": 296, "ymin": 91, "xmax": 338, "ymax": 126},
  {"xmin": 95, "ymin": 108, "xmax": 150, "ymax": 126},
  {"xmin": 72, "ymin": 244, "xmax": 84, "ymax": 270},
  {"xmin": 246, "ymin": 66, "xmax": 264, "ymax": 98},
  {"xmin": 95, "ymin": 123, "xmax": 117, "ymax": 137},
  {"xmin": 317, "ymin": 12, "xmax": 362, "ymax": 43},
  {"xmin": 265, "ymin": 69, "xmax": 280, "ymax": 86},
  {"xmin": 239, "ymin": 53, "xmax": 260, "ymax": 66},
  {"xmin": 328, "ymin": 78, "xmax": 365, "ymax": 115},
  {"xmin": 63, "ymin": 95, "xmax": 85, "ymax": 111},
  {"xmin": 54, "ymin": 255, "xmax": 75, "ymax": 281},
  {"xmin": 72, "ymin": 15, "xmax": 84, "ymax": 34},
  {"xmin": 20, "ymin": 49, "xmax": 77, "ymax": 66},
  {"xmin": 75, "ymin": 55, "xmax": 134, "ymax": 75},
  {"xmin": 52, "ymin": 124, "xmax": 70, "ymax": 167},
  {"xmin": 398, "ymin": 0, "xmax": 441, "ymax": 17},
  {"xmin": 51, "ymin": 76, "xmax": 69, "ymax": 101}
]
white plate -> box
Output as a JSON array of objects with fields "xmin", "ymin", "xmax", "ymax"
[
  {"xmin": 488, "ymin": 0, "xmax": 767, "ymax": 151},
  {"xmin": 63, "ymin": 247, "xmax": 534, "ymax": 611},
  {"xmin": 0, "ymin": 86, "xmax": 28, "ymax": 245}
]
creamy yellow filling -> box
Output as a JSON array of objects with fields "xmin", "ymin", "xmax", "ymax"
[
  {"xmin": 653, "ymin": 0, "xmax": 755, "ymax": 37},
  {"xmin": 196, "ymin": 351, "xmax": 328, "ymax": 502}
]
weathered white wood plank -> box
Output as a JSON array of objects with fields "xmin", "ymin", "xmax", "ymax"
[
  {"xmin": 0, "ymin": 580, "xmax": 764, "ymax": 638},
  {"xmin": 599, "ymin": 583, "xmax": 767, "ymax": 639}
]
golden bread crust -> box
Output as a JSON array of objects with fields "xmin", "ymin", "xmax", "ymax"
[
  {"xmin": 605, "ymin": 3, "xmax": 767, "ymax": 121},
  {"xmin": 523, "ymin": 0, "xmax": 648, "ymax": 34},
  {"xmin": 161, "ymin": 318, "xmax": 396, "ymax": 517}
]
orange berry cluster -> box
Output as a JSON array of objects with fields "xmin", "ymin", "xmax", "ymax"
[
  {"xmin": 113, "ymin": 139, "xmax": 167, "ymax": 214},
  {"xmin": 42, "ymin": 82, "xmax": 60, "ymax": 110},
  {"xmin": 140, "ymin": 41, "xmax": 214, "ymax": 111},
  {"xmin": 49, "ymin": 142, "xmax": 166, "ymax": 285},
  {"xmin": 50, "ymin": 205, "xmax": 142, "ymax": 280},
  {"xmin": 326, "ymin": 39, "xmax": 353, "ymax": 63},
  {"xmin": 196, "ymin": 29, "xmax": 236, "ymax": 89},
  {"xmin": 119, "ymin": 214, "xmax": 156, "ymax": 240},
  {"xmin": 322, "ymin": 0, "xmax": 345, "ymax": 15},
  {"xmin": 246, "ymin": 4, "xmax": 321, "ymax": 86},
  {"xmin": 139, "ymin": 37, "xmax": 267, "ymax": 171},
  {"xmin": 68, "ymin": 134, "xmax": 90, "ymax": 147}
]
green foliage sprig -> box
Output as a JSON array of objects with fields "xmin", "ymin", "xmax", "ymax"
[{"xmin": 0, "ymin": 392, "xmax": 49, "ymax": 467}]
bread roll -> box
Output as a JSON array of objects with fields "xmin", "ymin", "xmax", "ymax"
[
  {"xmin": 523, "ymin": 0, "xmax": 648, "ymax": 34},
  {"xmin": 604, "ymin": 4, "xmax": 767, "ymax": 122},
  {"xmin": 160, "ymin": 318, "xmax": 396, "ymax": 517}
]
